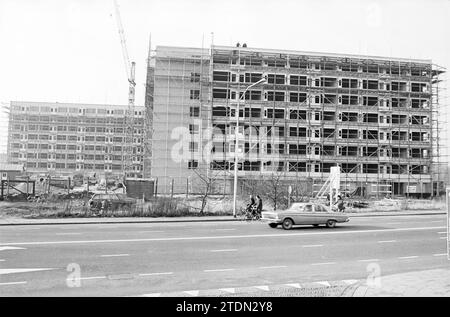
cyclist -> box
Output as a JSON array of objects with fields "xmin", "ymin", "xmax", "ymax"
[
  {"xmin": 246, "ymin": 195, "xmax": 256, "ymax": 212},
  {"xmin": 256, "ymin": 195, "xmax": 263, "ymax": 216}
]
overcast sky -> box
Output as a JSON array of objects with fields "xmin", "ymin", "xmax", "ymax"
[{"xmin": 0, "ymin": 0, "xmax": 449, "ymax": 158}]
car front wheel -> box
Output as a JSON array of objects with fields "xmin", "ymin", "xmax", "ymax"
[
  {"xmin": 282, "ymin": 218, "xmax": 294, "ymax": 230},
  {"xmin": 326, "ymin": 220, "xmax": 336, "ymax": 228}
]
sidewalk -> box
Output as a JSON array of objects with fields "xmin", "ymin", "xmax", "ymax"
[
  {"xmin": 350, "ymin": 268, "xmax": 450, "ymax": 297},
  {"xmin": 0, "ymin": 209, "xmax": 445, "ymax": 226}
]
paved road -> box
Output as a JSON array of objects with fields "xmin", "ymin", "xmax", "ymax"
[{"xmin": 0, "ymin": 214, "xmax": 448, "ymax": 296}]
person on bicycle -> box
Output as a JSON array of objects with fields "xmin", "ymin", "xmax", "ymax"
[
  {"xmin": 256, "ymin": 195, "xmax": 263, "ymax": 216},
  {"xmin": 246, "ymin": 195, "xmax": 256, "ymax": 213}
]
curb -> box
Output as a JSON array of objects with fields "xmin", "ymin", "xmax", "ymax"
[
  {"xmin": 135, "ymin": 279, "xmax": 361, "ymax": 297},
  {"xmin": 0, "ymin": 210, "xmax": 445, "ymax": 226},
  {"xmin": 0, "ymin": 217, "xmax": 241, "ymax": 226}
]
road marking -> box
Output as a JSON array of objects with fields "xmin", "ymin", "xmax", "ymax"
[
  {"xmin": 137, "ymin": 231, "xmax": 165, "ymax": 233},
  {"xmin": 0, "ymin": 268, "xmax": 55, "ymax": 275},
  {"xmin": 377, "ymin": 240, "xmax": 396, "ymax": 243},
  {"xmin": 433, "ymin": 253, "xmax": 447, "ymax": 257},
  {"xmin": 55, "ymin": 233, "xmax": 82, "ymax": 235},
  {"xmin": 311, "ymin": 262, "xmax": 336, "ymax": 266},
  {"xmin": 430, "ymin": 221, "xmax": 444, "ymax": 223},
  {"xmin": 358, "ymin": 259, "xmax": 380, "ymax": 262},
  {"xmin": 0, "ymin": 259, "xmax": 5, "ymax": 262},
  {"xmin": 316, "ymin": 281, "xmax": 331, "ymax": 287},
  {"xmin": 184, "ymin": 290, "xmax": 199, "ymax": 296},
  {"xmin": 398, "ymin": 256, "xmax": 419, "ymax": 260},
  {"xmin": 219, "ymin": 288, "xmax": 235, "ymax": 294},
  {"xmin": 210, "ymin": 249, "xmax": 237, "ymax": 253},
  {"xmin": 437, "ymin": 232, "xmax": 446, "ymax": 234},
  {"xmin": 343, "ymin": 280, "xmax": 358, "ymax": 285},
  {"xmin": 254, "ymin": 285, "xmax": 269, "ymax": 291},
  {"xmin": 139, "ymin": 272, "xmax": 173, "ymax": 277},
  {"xmin": 142, "ymin": 293, "xmax": 161, "ymax": 297},
  {"xmin": 215, "ymin": 229, "xmax": 236, "ymax": 231},
  {"xmin": 56, "ymin": 227, "xmax": 81, "ymax": 230},
  {"xmin": 79, "ymin": 276, "xmax": 106, "ymax": 280},
  {"xmin": 285, "ymin": 283, "xmax": 301, "ymax": 289},
  {"xmin": 302, "ymin": 244, "xmax": 323, "ymax": 248},
  {"xmin": 0, "ymin": 226, "xmax": 445, "ymax": 246},
  {"xmin": 0, "ymin": 246, "xmax": 26, "ymax": 251},
  {"xmin": 100, "ymin": 254, "xmax": 129, "ymax": 257},
  {"xmin": 0, "ymin": 281, "xmax": 27, "ymax": 286},
  {"xmin": 258, "ymin": 265, "xmax": 287, "ymax": 269},
  {"xmin": 204, "ymin": 268, "xmax": 235, "ymax": 272}
]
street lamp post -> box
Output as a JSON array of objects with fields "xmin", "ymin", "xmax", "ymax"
[{"xmin": 233, "ymin": 77, "xmax": 266, "ymax": 218}]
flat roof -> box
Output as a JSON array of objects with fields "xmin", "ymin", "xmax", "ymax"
[
  {"xmin": 155, "ymin": 44, "xmax": 431, "ymax": 64},
  {"xmin": 212, "ymin": 45, "xmax": 432, "ymax": 64},
  {"xmin": 10, "ymin": 101, "xmax": 144, "ymax": 109}
]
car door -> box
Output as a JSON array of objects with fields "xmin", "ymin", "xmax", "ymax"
[
  {"xmin": 312, "ymin": 204, "xmax": 328, "ymax": 224},
  {"xmin": 293, "ymin": 204, "xmax": 314, "ymax": 225}
]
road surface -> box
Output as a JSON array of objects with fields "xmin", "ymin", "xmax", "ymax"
[{"xmin": 0, "ymin": 214, "xmax": 448, "ymax": 296}]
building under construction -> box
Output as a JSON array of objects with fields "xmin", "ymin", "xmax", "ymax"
[
  {"xmin": 7, "ymin": 101, "xmax": 145, "ymax": 180},
  {"xmin": 146, "ymin": 44, "xmax": 446, "ymax": 198}
]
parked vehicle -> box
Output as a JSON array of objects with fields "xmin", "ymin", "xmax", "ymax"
[
  {"xmin": 88, "ymin": 193, "xmax": 135, "ymax": 211},
  {"xmin": 261, "ymin": 202, "xmax": 349, "ymax": 230}
]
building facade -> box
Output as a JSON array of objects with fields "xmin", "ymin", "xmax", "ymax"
[
  {"xmin": 7, "ymin": 101, "xmax": 145, "ymax": 180},
  {"xmin": 147, "ymin": 45, "xmax": 444, "ymax": 197}
]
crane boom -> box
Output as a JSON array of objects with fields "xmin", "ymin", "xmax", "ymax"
[
  {"xmin": 113, "ymin": 0, "xmax": 131, "ymax": 80},
  {"xmin": 113, "ymin": 0, "xmax": 136, "ymax": 179}
]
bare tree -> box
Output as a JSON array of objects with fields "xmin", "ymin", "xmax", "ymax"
[
  {"xmin": 240, "ymin": 178, "xmax": 259, "ymax": 197},
  {"xmin": 257, "ymin": 171, "xmax": 288, "ymax": 210},
  {"xmin": 191, "ymin": 167, "xmax": 226, "ymax": 215},
  {"xmin": 289, "ymin": 177, "xmax": 313, "ymax": 203}
]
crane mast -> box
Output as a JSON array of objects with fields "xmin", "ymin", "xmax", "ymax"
[{"xmin": 113, "ymin": 0, "xmax": 136, "ymax": 179}]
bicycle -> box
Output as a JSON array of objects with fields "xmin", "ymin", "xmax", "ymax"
[{"xmin": 238, "ymin": 204, "xmax": 261, "ymax": 221}]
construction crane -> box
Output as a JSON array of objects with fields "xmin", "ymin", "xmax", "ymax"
[{"xmin": 113, "ymin": 0, "xmax": 136, "ymax": 179}]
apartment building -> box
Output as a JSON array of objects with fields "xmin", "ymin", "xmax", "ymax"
[
  {"xmin": 148, "ymin": 45, "xmax": 443, "ymax": 197},
  {"xmin": 7, "ymin": 101, "xmax": 145, "ymax": 179}
]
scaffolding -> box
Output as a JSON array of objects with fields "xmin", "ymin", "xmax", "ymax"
[
  {"xmin": 431, "ymin": 64, "xmax": 447, "ymax": 195},
  {"xmin": 147, "ymin": 44, "xmax": 447, "ymax": 198},
  {"xmin": 143, "ymin": 35, "xmax": 154, "ymax": 179}
]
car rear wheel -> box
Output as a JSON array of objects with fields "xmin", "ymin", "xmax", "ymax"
[
  {"xmin": 282, "ymin": 218, "xmax": 294, "ymax": 230},
  {"xmin": 269, "ymin": 223, "xmax": 278, "ymax": 228},
  {"xmin": 326, "ymin": 220, "xmax": 336, "ymax": 228}
]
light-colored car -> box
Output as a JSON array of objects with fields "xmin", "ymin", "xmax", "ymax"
[{"xmin": 261, "ymin": 202, "xmax": 349, "ymax": 230}]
